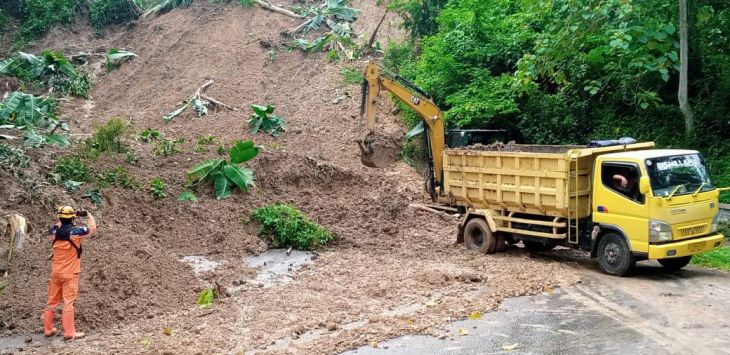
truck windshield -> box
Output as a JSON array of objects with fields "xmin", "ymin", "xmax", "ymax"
[{"xmin": 645, "ymin": 153, "xmax": 713, "ymax": 197}]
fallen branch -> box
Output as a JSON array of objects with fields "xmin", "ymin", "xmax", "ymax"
[
  {"xmin": 286, "ymin": 17, "xmax": 316, "ymax": 36},
  {"xmin": 164, "ymin": 80, "xmax": 239, "ymax": 121},
  {"xmin": 368, "ymin": 10, "xmax": 388, "ymax": 48},
  {"xmin": 408, "ymin": 203, "xmax": 460, "ymax": 219},
  {"xmin": 201, "ymin": 94, "xmax": 236, "ymax": 111},
  {"xmin": 196, "ymin": 80, "xmax": 214, "ymax": 96},
  {"xmin": 253, "ymin": 0, "xmax": 302, "ymax": 19}
]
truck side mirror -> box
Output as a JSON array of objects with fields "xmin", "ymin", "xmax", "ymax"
[{"xmin": 639, "ymin": 176, "xmax": 651, "ymax": 195}]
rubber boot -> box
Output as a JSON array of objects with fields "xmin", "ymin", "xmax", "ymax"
[
  {"xmin": 43, "ymin": 310, "xmax": 56, "ymax": 336},
  {"xmin": 62, "ymin": 309, "xmax": 85, "ymax": 340}
]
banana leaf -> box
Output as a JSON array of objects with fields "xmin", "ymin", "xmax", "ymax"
[
  {"xmin": 223, "ymin": 164, "xmax": 255, "ymax": 191},
  {"xmin": 229, "ymin": 140, "xmax": 260, "ymax": 164},
  {"xmin": 210, "ymin": 170, "xmax": 232, "ymax": 199}
]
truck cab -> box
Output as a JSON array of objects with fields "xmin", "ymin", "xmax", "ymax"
[{"xmin": 592, "ymin": 149, "xmax": 724, "ymax": 274}]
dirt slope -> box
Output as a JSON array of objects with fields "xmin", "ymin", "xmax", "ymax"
[{"xmin": 0, "ymin": 2, "xmax": 580, "ymax": 353}]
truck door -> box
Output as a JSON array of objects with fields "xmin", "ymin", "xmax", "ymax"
[{"xmin": 593, "ymin": 162, "xmax": 650, "ymax": 253}]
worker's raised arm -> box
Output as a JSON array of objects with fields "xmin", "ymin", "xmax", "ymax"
[{"xmin": 85, "ymin": 213, "xmax": 97, "ymax": 236}]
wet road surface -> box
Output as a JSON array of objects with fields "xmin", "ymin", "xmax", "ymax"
[{"xmin": 346, "ymin": 260, "xmax": 730, "ymax": 355}]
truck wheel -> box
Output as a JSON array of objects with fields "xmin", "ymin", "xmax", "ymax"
[
  {"xmin": 597, "ymin": 233, "xmax": 635, "ymax": 276},
  {"xmin": 658, "ymin": 256, "xmax": 692, "ymax": 271},
  {"xmin": 522, "ymin": 240, "xmax": 555, "ymax": 252},
  {"xmin": 464, "ymin": 218, "xmax": 497, "ymax": 254},
  {"xmin": 495, "ymin": 233, "xmax": 507, "ymax": 252}
]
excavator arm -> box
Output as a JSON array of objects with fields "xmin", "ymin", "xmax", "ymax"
[{"xmin": 357, "ymin": 61, "xmax": 446, "ymax": 198}]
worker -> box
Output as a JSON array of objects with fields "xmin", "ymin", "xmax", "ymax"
[{"xmin": 44, "ymin": 206, "xmax": 96, "ymax": 340}]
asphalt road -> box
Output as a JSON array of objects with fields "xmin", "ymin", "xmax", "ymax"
[{"xmin": 345, "ymin": 259, "xmax": 730, "ymax": 355}]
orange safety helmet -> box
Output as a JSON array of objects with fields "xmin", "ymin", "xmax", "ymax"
[{"xmin": 56, "ymin": 206, "xmax": 76, "ymax": 219}]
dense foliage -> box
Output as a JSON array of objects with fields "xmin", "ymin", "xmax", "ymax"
[
  {"xmin": 252, "ymin": 204, "xmax": 334, "ymax": 250},
  {"xmin": 0, "ymin": 0, "xmax": 82, "ymax": 44},
  {"xmin": 388, "ymin": 0, "xmax": 730, "ymax": 198},
  {"xmin": 91, "ymin": 0, "xmax": 139, "ymax": 31},
  {"xmin": 0, "ymin": 50, "xmax": 91, "ymax": 97}
]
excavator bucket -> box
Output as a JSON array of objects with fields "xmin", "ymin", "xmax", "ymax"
[{"xmin": 357, "ymin": 133, "xmax": 401, "ymax": 168}]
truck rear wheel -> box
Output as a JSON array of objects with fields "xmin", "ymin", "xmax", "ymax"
[
  {"xmin": 658, "ymin": 256, "xmax": 692, "ymax": 271},
  {"xmin": 597, "ymin": 233, "xmax": 635, "ymax": 276},
  {"xmin": 464, "ymin": 218, "xmax": 497, "ymax": 254},
  {"xmin": 522, "ymin": 240, "xmax": 556, "ymax": 252}
]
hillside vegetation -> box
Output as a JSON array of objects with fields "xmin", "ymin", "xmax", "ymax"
[{"xmin": 387, "ymin": 0, "xmax": 730, "ymax": 196}]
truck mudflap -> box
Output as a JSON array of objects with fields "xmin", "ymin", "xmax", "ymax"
[{"xmin": 648, "ymin": 233, "xmax": 725, "ymax": 259}]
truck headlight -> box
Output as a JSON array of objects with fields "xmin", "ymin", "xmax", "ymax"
[
  {"xmin": 649, "ymin": 220, "xmax": 673, "ymax": 243},
  {"xmin": 711, "ymin": 214, "xmax": 721, "ymax": 233}
]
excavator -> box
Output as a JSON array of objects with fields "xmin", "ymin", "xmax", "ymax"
[{"xmin": 356, "ymin": 60, "xmax": 506, "ymax": 200}]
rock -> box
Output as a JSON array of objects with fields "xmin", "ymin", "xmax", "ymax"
[{"xmin": 326, "ymin": 322, "xmax": 338, "ymax": 331}]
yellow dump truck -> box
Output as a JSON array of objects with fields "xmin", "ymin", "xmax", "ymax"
[{"xmin": 357, "ymin": 61, "xmax": 725, "ymax": 276}]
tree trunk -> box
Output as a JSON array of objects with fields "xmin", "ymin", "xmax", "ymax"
[{"xmin": 678, "ymin": 0, "xmax": 695, "ymax": 137}]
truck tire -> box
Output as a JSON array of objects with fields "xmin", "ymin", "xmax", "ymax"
[
  {"xmin": 658, "ymin": 256, "xmax": 692, "ymax": 271},
  {"xmin": 464, "ymin": 218, "xmax": 497, "ymax": 254},
  {"xmin": 597, "ymin": 233, "xmax": 635, "ymax": 276},
  {"xmin": 522, "ymin": 240, "xmax": 555, "ymax": 252},
  {"xmin": 495, "ymin": 233, "xmax": 508, "ymax": 252}
]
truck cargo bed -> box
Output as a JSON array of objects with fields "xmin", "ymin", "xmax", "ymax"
[{"xmin": 442, "ymin": 142, "xmax": 655, "ymax": 240}]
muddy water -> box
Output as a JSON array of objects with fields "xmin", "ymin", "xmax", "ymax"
[{"xmin": 244, "ymin": 249, "xmax": 316, "ymax": 288}]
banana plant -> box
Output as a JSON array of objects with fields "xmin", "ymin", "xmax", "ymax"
[
  {"xmin": 249, "ymin": 104, "xmax": 287, "ymax": 137},
  {"xmin": 0, "ymin": 92, "xmax": 69, "ymax": 147},
  {"xmin": 187, "ymin": 140, "xmax": 260, "ymax": 199}
]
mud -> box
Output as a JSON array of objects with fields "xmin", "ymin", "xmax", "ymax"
[
  {"xmin": 0, "ymin": 1, "xmax": 581, "ymax": 353},
  {"xmin": 359, "ymin": 133, "xmax": 402, "ymax": 169},
  {"xmin": 456, "ymin": 141, "xmax": 584, "ymax": 153}
]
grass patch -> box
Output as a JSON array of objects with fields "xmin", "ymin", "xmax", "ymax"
[
  {"xmin": 252, "ymin": 204, "xmax": 334, "ymax": 250},
  {"xmin": 340, "ymin": 66, "xmax": 363, "ymax": 86},
  {"xmin": 691, "ymin": 246, "xmax": 730, "ymax": 271}
]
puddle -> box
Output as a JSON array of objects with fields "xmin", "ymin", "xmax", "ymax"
[
  {"xmin": 0, "ymin": 334, "xmax": 58, "ymax": 353},
  {"xmin": 180, "ymin": 255, "xmax": 225, "ymax": 276},
  {"xmin": 244, "ymin": 249, "xmax": 316, "ymax": 288}
]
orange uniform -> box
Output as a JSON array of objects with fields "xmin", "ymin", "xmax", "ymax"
[{"xmin": 44, "ymin": 221, "xmax": 94, "ymax": 339}]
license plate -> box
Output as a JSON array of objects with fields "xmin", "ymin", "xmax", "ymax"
[{"xmin": 688, "ymin": 241, "xmax": 706, "ymax": 253}]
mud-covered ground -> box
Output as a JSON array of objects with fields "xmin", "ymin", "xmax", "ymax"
[{"xmin": 0, "ymin": 2, "xmax": 580, "ymax": 353}]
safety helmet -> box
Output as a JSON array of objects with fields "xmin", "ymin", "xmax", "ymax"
[{"xmin": 57, "ymin": 206, "xmax": 76, "ymax": 219}]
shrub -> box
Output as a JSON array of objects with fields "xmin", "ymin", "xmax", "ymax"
[
  {"xmin": 84, "ymin": 117, "xmax": 129, "ymax": 156},
  {"xmin": 96, "ymin": 166, "xmax": 140, "ymax": 190},
  {"xmin": 51, "ymin": 155, "xmax": 91, "ymax": 191},
  {"xmin": 90, "ymin": 0, "xmax": 139, "ymax": 31},
  {"xmin": 137, "ymin": 128, "xmax": 161, "ymax": 142},
  {"xmin": 0, "ymin": 143, "xmax": 29, "ymax": 171},
  {"xmin": 194, "ymin": 134, "xmax": 220, "ymax": 152},
  {"xmin": 153, "ymin": 138, "xmax": 184, "ymax": 155},
  {"xmin": 252, "ymin": 204, "xmax": 334, "ymax": 250},
  {"xmin": 149, "ymin": 177, "xmax": 167, "ymax": 199}
]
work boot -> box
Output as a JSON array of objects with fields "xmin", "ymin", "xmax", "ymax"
[
  {"xmin": 43, "ymin": 310, "xmax": 57, "ymax": 337},
  {"xmin": 61, "ymin": 310, "xmax": 85, "ymax": 340}
]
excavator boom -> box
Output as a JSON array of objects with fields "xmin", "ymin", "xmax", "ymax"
[{"xmin": 357, "ymin": 61, "xmax": 446, "ymax": 198}]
